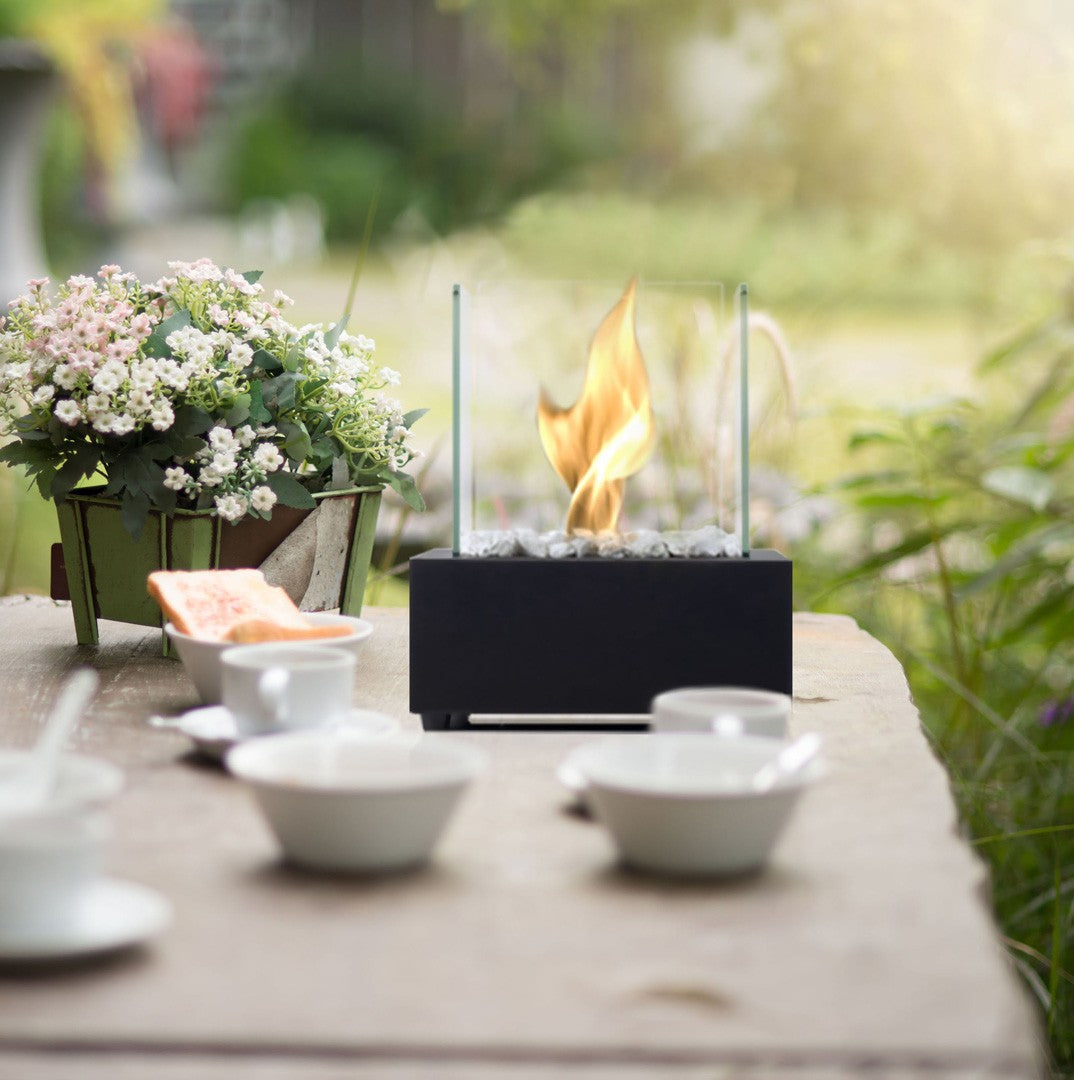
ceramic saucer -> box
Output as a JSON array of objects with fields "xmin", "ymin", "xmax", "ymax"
[
  {"xmin": 0, "ymin": 879, "xmax": 172, "ymax": 963},
  {"xmin": 174, "ymin": 706, "xmax": 401, "ymax": 761}
]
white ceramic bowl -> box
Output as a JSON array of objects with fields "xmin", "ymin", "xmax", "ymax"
[
  {"xmin": 0, "ymin": 750, "xmax": 124, "ymax": 814},
  {"xmin": 569, "ymin": 734, "xmax": 822, "ymax": 878},
  {"xmin": 226, "ymin": 732, "xmax": 487, "ymax": 873},
  {"xmin": 166, "ymin": 614, "xmax": 374, "ymax": 704}
]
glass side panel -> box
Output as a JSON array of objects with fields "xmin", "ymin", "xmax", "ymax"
[
  {"xmin": 452, "ymin": 279, "xmax": 749, "ymax": 554},
  {"xmin": 737, "ymin": 283, "xmax": 750, "ymax": 555}
]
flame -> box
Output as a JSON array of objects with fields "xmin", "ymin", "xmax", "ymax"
[{"xmin": 537, "ymin": 278, "xmax": 655, "ymax": 534}]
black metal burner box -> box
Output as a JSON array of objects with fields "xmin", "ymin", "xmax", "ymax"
[{"xmin": 410, "ymin": 548, "xmax": 791, "ymax": 730}]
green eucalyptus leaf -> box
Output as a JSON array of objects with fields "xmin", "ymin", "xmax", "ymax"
[
  {"xmin": 141, "ymin": 441, "xmax": 178, "ymax": 462},
  {"xmin": 324, "ymin": 318, "xmax": 347, "ymax": 351},
  {"xmin": 121, "ymin": 489, "xmax": 151, "ymax": 540},
  {"xmin": 50, "ymin": 461, "xmax": 85, "ymax": 501},
  {"xmin": 265, "ymin": 471, "xmax": 317, "ymax": 509},
  {"xmin": 385, "ymin": 469, "xmax": 425, "ymax": 512},
  {"xmin": 143, "ymin": 308, "xmax": 193, "ymax": 358},
  {"xmin": 981, "ymin": 466, "xmax": 1054, "ymax": 512},
  {"xmin": 251, "ymin": 349, "xmax": 283, "ymax": 373},
  {"xmin": 263, "ymin": 372, "xmax": 299, "ymax": 412},
  {"xmin": 171, "ymin": 405, "xmax": 214, "ymax": 437},
  {"xmin": 223, "ymin": 395, "xmax": 251, "ymax": 427},
  {"xmin": 241, "ymin": 270, "xmax": 264, "ymax": 285},
  {"xmin": 0, "ymin": 440, "xmax": 54, "ymax": 470},
  {"xmin": 247, "ymin": 381, "xmax": 271, "ymax": 424},
  {"xmin": 283, "ymin": 331, "xmax": 313, "ymax": 373},
  {"xmin": 401, "ymin": 407, "xmax": 429, "ymax": 428},
  {"xmin": 277, "ymin": 420, "xmax": 312, "ymax": 462}
]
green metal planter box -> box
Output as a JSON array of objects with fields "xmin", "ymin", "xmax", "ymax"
[{"xmin": 52, "ymin": 486, "xmax": 382, "ymax": 649}]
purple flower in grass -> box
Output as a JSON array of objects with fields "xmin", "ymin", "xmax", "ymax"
[{"xmin": 1039, "ymin": 697, "xmax": 1074, "ymax": 728}]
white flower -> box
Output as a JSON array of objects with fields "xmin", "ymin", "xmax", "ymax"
[
  {"xmin": 208, "ymin": 426, "xmax": 239, "ymax": 453},
  {"xmin": 228, "ymin": 342, "xmax": 254, "ymax": 366},
  {"xmin": 149, "ymin": 400, "xmax": 175, "ymax": 432},
  {"xmin": 92, "ymin": 359, "xmax": 126, "ymax": 395},
  {"xmin": 92, "ymin": 411, "xmax": 119, "ymax": 434},
  {"xmin": 129, "ymin": 360, "xmax": 159, "ymax": 391},
  {"xmin": 252, "ymin": 443, "xmax": 284, "ymax": 472},
  {"xmin": 32, "ymin": 384, "xmax": 55, "ymax": 405},
  {"xmin": 379, "ymin": 367, "xmax": 401, "ymax": 386},
  {"xmin": 198, "ymin": 464, "xmax": 224, "ymax": 487},
  {"xmin": 214, "ymin": 493, "xmax": 247, "ymax": 522},
  {"xmin": 250, "ymin": 485, "xmax": 277, "ymax": 513},
  {"xmin": 53, "ymin": 400, "xmax": 81, "ymax": 425},
  {"xmin": 84, "ymin": 393, "xmax": 111, "ymax": 420},
  {"xmin": 110, "ymin": 414, "xmax": 136, "ymax": 436},
  {"xmin": 157, "ymin": 358, "xmax": 189, "ymax": 390},
  {"xmin": 163, "ymin": 466, "xmax": 189, "ymax": 491},
  {"xmin": 211, "ymin": 451, "xmax": 237, "ymax": 475},
  {"xmin": 126, "ymin": 388, "xmax": 153, "ymax": 415}
]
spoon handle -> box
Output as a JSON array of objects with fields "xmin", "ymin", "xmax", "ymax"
[{"xmin": 33, "ymin": 669, "xmax": 99, "ymax": 770}]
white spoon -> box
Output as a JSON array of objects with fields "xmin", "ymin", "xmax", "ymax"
[
  {"xmin": 750, "ymin": 732, "xmax": 823, "ymax": 792},
  {"xmin": 0, "ymin": 669, "xmax": 99, "ymax": 819}
]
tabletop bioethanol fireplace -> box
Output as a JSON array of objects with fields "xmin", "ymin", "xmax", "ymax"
[{"xmin": 410, "ymin": 279, "xmax": 791, "ymax": 730}]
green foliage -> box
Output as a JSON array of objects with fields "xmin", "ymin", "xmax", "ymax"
[
  {"xmin": 802, "ymin": 294, "xmax": 1074, "ymax": 1070},
  {"xmin": 498, "ymin": 192, "xmax": 1023, "ymax": 313},
  {"xmin": 228, "ymin": 55, "xmax": 620, "ymax": 240}
]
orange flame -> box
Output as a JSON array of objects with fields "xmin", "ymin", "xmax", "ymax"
[{"xmin": 537, "ymin": 278, "xmax": 655, "ymax": 534}]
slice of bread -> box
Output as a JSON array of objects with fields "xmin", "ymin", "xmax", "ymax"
[
  {"xmin": 148, "ymin": 568, "xmax": 323, "ymax": 642},
  {"xmin": 225, "ymin": 618, "xmax": 353, "ymax": 644}
]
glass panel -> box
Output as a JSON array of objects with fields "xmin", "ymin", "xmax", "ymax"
[
  {"xmin": 737, "ymin": 282, "xmax": 750, "ymax": 555},
  {"xmin": 452, "ymin": 279, "xmax": 749, "ymax": 556}
]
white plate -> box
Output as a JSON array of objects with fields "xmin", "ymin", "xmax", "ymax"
[
  {"xmin": 172, "ymin": 706, "xmax": 401, "ymax": 761},
  {"xmin": 0, "ymin": 879, "xmax": 172, "ymax": 962}
]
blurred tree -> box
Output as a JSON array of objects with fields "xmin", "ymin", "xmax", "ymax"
[{"xmin": 757, "ymin": 0, "xmax": 1074, "ymax": 250}]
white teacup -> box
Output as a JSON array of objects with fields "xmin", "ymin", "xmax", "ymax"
[
  {"xmin": 650, "ymin": 687, "xmax": 791, "ymax": 739},
  {"xmin": 221, "ymin": 644, "xmax": 356, "ymax": 737},
  {"xmin": 0, "ymin": 811, "xmax": 109, "ymax": 933}
]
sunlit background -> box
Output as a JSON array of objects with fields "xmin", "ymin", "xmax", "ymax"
[{"xmin": 1, "ymin": 2, "xmax": 1073, "ymax": 1064}]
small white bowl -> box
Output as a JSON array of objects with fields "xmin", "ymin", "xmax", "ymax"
[
  {"xmin": 226, "ymin": 732, "xmax": 487, "ymax": 873},
  {"xmin": 569, "ymin": 734, "xmax": 822, "ymax": 878},
  {"xmin": 0, "ymin": 751, "xmax": 123, "ymax": 815},
  {"xmin": 166, "ymin": 614, "xmax": 374, "ymax": 704}
]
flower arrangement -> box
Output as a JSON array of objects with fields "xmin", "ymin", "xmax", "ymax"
[{"xmin": 0, "ymin": 259, "xmax": 424, "ymax": 536}]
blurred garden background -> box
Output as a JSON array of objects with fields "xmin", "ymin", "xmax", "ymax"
[{"xmin": 1, "ymin": 0, "xmax": 1073, "ymax": 1072}]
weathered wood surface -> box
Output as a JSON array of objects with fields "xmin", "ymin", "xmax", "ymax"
[{"xmin": 0, "ymin": 597, "xmax": 1042, "ymax": 1078}]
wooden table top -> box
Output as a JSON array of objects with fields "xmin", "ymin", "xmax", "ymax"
[{"xmin": 0, "ymin": 596, "xmax": 1041, "ymax": 1079}]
